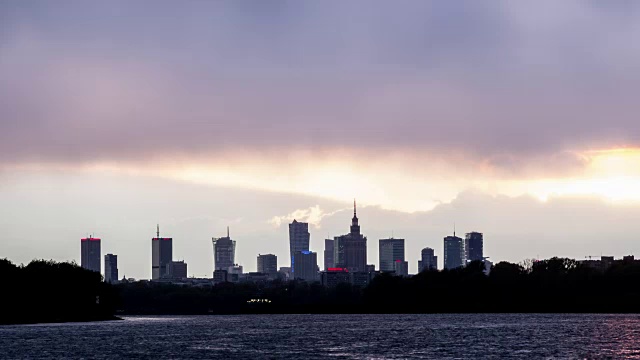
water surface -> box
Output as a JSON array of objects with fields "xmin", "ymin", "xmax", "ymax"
[{"xmin": 2, "ymin": 314, "xmax": 640, "ymax": 359}]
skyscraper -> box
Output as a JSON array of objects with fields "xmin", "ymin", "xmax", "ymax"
[
  {"xmin": 104, "ymin": 253, "xmax": 118, "ymax": 283},
  {"xmin": 81, "ymin": 236, "xmax": 101, "ymax": 273},
  {"xmin": 334, "ymin": 200, "xmax": 367, "ymax": 272},
  {"xmin": 444, "ymin": 234, "xmax": 464, "ymax": 270},
  {"xmin": 257, "ymin": 254, "xmax": 278, "ymax": 279},
  {"xmin": 289, "ymin": 220, "xmax": 310, "ymax": 268},
  {"xmin": 152, "ymin": 225, "xmax": 173, "ymax": 280},
  {"xmin": 465, "ymin": 232, "xmax": 484, "ymax": 263},
  {"xmin": 212, "ymin": 227, "xmax": 236, "ymax": 272},
  {"xmin": 379, "ymin": 238, "xmax": 405, "ymax": 272},
  {"xmin": 418, "ymin": 247, "xmax": 437, "ymax": 272},
  {"xmin": 292, "ymin": 250, "xmax": 318, "ymax": 282},
  {"xmin": 324, "ymin": 239, "xmax": 334, "ymax": 270}
]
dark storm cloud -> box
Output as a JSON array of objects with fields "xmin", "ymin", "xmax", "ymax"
[{"xmin": 2, "ymin": 1, "xmax": 640, "ymax": 168}]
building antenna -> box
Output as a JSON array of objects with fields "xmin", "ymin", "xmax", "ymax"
[
  {"xmin": 156, "ymin": 224, "xmax": 160, "ymax": 239},
  {"xmin": 353, "ymin": 198, "xmax": 357, "ymax": 217},
  {"xmin": 453, "ymin": 222, "xmax": 456, "ymax": 237},
  {"xmin": 227, "ymin": 226, "xmax": 230, "ymax": 238}
]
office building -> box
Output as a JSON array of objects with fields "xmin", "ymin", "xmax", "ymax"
[
  {"xmin": 394, "ymin": 260, "xmax": 409, "ymax": 276},
  {"xmin": 167, "ymin": 260, "xmax": 188, "ymax": 279},
  {"xmin": 104, "ymin": 253, "xmax": 118, "ymax": 283},
  {"xmin": 292, "ymin": 251, "xmax": 318, "ymax": 282},
  {"xmin": 465, "ymin": 232, "xmax": 484, "ymax": 263},
  {"xmin": 324, "ymin": 239, "xmax": 335, "ymax": 270},
  {"xmin": 212, "ymin": 227, "xmax": 236, "ymax": 271},
  {"xmin": 334, "ymin": 200, "xmax": 367, "ymax": 272},
  {"xmin": 81, "ymin": 236, "xmax": 101, "ymax": 273},
  {"xmin": 279, "ymin": 267, "xmax": 291, "ymax": 281},
  {"xmin": 365, "ymin": 264, "xmax": 376, "ymax": 273},
  {"xmin": 152, "ymin": 225, "xmax": 173, "ymax": 279},
  {"xmin": 444, "ymin": 235, "xmax": 465, "ymax": 270},
  {"xmin": 257, "ymin": 254, "xmax": 278, "ymax": 279},
  {"xmin": 289, "ymin": 220, "xmax": 310, "ymax": 268},
  {"xmin": 379, "ymin": 238, "xmax": 405, "ymax": 272},
  {"xmin": 418, "ymin": 247, "xmax": 437, "ymax": 272},
  {"xmin": 321, "ymin": 268, "xmax": 350, "ymax": 287},
  {"xmin": 213, "ymin": 270, "xmax": 228, "ymax": 284}
]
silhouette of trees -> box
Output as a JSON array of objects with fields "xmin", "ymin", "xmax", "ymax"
[{"xmin": 0, "ymin": 259, "xmax": 117, "ymax": 324}]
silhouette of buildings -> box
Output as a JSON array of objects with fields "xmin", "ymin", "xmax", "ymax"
[
  {"xmin": 292, "ymin": 251, "xmax": 318, "ymax": 282},
  {"xmin": 444, "ymin": 234, "xmax": 464, "ymax": 269},
  {"xmin": 152, "ymin": 225, "xmax": 173, "ymax": 279},
  {"xmin": 278, "ymin": 266, "xmax": 291, "ymax": 281},
  {"xmin": 394, "ymin": 260, "xmax": 409, "ymax": 276},
  {"xmin": 365, "ymin": 264, "xmax": 376, "ymax": 273},
  {"xmin": 320, "ymin": 267, "xmax": 350, "ymax": 287},
  {"xmin": 379, "ymin": 238, "xmax": 405, "ymax": 272},
  {"xmin": 167, "ymin": 260, "xmax": 187, "ymax": 279},
  {"xmin": 257, "ymin": 254, "xmax": 278, "ymax": 279},
  {"xmin": 81, "ymin": 236, "xmax": 101, "ymax": 273},
  {"xmin": 289, "ymin": 220, "xmax": 310, "ymax": 272},
  {"xmin": 212, "ymin": 227, "xmax": 236, "ymax": 273},
  {"xmin": 213, "ymin": 269, "xmax": 227, "ymax": 284},
  {"xmin": 324, "ymin": 239, "xmax": 334, "ymax": 270},
  {"xmin": 418, "ymin": 247, "xmax": 437, "ymax": 272},
  {"xmin": 465, "ymin": 232, "xmax": 484, "ymax": 263},
  {"xmin": 104, "ymin": 253, "xmax": 118, "ymax": 283},
  {"xmin": 334, "ymin": 200, "xmax": 367, "ymax": 272}
]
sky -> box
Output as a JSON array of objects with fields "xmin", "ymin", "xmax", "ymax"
[{"xmin": 3, "ymin": 1, "xmax": 640, "ymax": 279}]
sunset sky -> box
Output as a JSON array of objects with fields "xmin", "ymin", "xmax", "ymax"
[{"xmin": 3, "ymin": 1, "xmax": 640, "ymax": 279}]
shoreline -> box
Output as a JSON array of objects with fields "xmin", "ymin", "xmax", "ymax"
[{"xmin": 1, "ymin": 316, "xmax": 123, "ymax": 326}]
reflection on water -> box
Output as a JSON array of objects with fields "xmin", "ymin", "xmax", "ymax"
[{"xmin": 2, "ymin": 314, "xmax": 640, "ymax": 359}]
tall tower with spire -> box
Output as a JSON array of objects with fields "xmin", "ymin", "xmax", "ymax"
[
  {"xmin": 350, "ymin": 199, "xmax": 360, "ymax": 236},
  {"xmin": 334, "ymin": 199, "xmax": 367, "ymax": 272}
]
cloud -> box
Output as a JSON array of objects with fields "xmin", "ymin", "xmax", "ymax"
[
  {"xmin": 2, "ymin": 1, "xmax": 640, "ymax": 167},
  {"xmin": 268, "ymin": 205, "xmax": 347, "ymax": 229}
]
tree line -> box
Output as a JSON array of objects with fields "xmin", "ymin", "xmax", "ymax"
[
  {"xmin": 0, "ymin": 259, "xmax": 118, "ymax": 324},
  {"xmin": 3, "ymin": 256, "xmax": 640, "ymax": 324}
]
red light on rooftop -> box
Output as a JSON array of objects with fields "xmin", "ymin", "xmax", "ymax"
[
  {"xmin": 81, "ymin": 238, "xmax": 101, "ymax": 241},
  {"xmin": 327, "ymin": 267, "xmax": 348, "ymax": 272}
]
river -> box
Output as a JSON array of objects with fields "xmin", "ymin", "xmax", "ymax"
[{"xmin": 2, "ymin": 314, "xmax": 640, "ymax": 359}]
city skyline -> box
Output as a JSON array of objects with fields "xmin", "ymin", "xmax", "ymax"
[{"xmin": 4, "ymin": 2, "xmax": 640, "ymax": 279}]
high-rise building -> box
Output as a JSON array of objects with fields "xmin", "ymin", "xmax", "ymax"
[
  {"xmin": 167, "ymin": 260, "xmax": 188, "ymax": 279},
  {"xmin": 152, "ymin": 225, "xmax": 173, "ymax": 279},
  {"xmin": 418, "ymin": 247, "xmax": 437, "ymax": 272},
  {"xmin": 334, "ymin": 200, "xmax": 367, "ymax": 272},
  {"xmin": 394, "ymin": 260, "xmax": 409, "ymax": 276},
  {"xmin": 292, "ymin": 251, "xmax": 318, "ymax": 282},
  {"xmin": 212, "ymin": 227, "xmax": 236, "ymax": 272},
  {"xmin": 444, "ymin": 235, "xmax": 464, "ymax": 270},
  {"xmin": 289, "ymin": 220, "xmax": 310, "ymax": 269},
  {"xmin": 257, "ymin": 254, "xmax": 278, "ymax": 279},
  {"xmin": 465, "ymin": 232, "xmax": 484, "ymax": 263},
  {"xmin": 81, "ymin": 237, "xmax": 101, "ymax": 273},
  {"xmin": 104, "ymin": 253, "xmax": 118, "ymax": 283},
  {"xmin": 379, "ymin": 238, "xmax": 405, "ymax": 272},
  {"xmin": 324, "ymin": 239, "xmax": 335, "ymax": 270}
]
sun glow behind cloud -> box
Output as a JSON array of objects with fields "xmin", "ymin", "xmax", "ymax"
[{"xmin": 8, "ymin": 147, "xmax": 639, "ymax": 214}]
